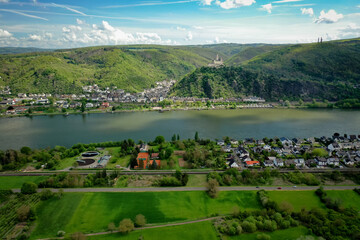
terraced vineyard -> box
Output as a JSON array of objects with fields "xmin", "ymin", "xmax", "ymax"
[{"xmin": 0, "ymin": 192, "xmax": 40, "ymax": 238}]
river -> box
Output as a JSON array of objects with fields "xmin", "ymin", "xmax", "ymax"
[{"xmin": 0, "ymin": 109, "xmax": 359, "ymax": 150}]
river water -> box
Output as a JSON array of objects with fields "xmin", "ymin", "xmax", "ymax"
[{"xmin": 0, "ymin": 109, "xmax": 359, "ymax": 149}]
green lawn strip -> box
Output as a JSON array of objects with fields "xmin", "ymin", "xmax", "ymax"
[
  {"xmin": 0, "ymin": 176, "xmax": 48, "ymax": 190},
  {"xmin": 56, "ymin": 156, "xmax": 78, "ymax": 170},
  {"xmin": 88, "ymin": 220, "xmax": 218, "ymax": 240},
  {"xmin": 267, "ymin": 191, "xmax": 324, "ymax": 211},
  {"xmin": 186, "ymin": 174, "xmax": 207, "ymax": 187},
  {"xmin": 226, "ymin": 226, "xmax": 313, "ymax": 240},
  {"xmin": 30, "ymin": 191, "xmax": 260, "ymax": 238},
  {"xmin": 30, "ymin": 193, "xmax": 84, "ymax": 240},
  {"xmin": 325, "ymin": 190, "xmax": 360, "ymax": 211}
]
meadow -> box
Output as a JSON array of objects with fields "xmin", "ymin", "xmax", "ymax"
[
  {"xmin": 30, "ymin": 191, "xmax": 260, "ymax": 239},
  {"xmin": 326, "ymin": 190, "xmax": 360, "ymax": 211},
  {"xmin": 267, "ymin": 191, "xmax": 324, "ymax": 211},
  {"xmin": 0, "ymin": 176, "xmax": 48, "ymax": 190},
  {"xmin": 87, "ymin": 221, "xmax": 218, "ymax": 240}
]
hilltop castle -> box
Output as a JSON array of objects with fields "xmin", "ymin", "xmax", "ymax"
[{"xmin": 208, "ymin": 54, "xmax": 224, "ymax": 67}]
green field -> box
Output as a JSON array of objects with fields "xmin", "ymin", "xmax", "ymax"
[
  {"xmin": 186, "ymin": 174, "xmax": 207, "ymax": 187},
  {"xmin": 326, "ymin": 190, "xmax": 360, "ymax": 211},
  {"xmin": 30, "ymin": 191, "xmax": 260, "ymax": 239},
  {"xmin": 88, "ymin": 221, "xmax": 217, "ymax": 240},
  {"xmin": 268, "ymin": 191, "xmax": 324, "ymax": 211},
  {"xmin": 0, "ymin": 176, "xmax": 48, "ymax": 190},
  {"xmin": 105, "ymin": 147, "xmax": 131, "ymax": 169},
  {"xmin": 227, "ymin": 227, "xmax": 313, "ymax": 240},
  {"xmin": 55, "ymin": 156, "xmax": 77, "ymax": 170}
]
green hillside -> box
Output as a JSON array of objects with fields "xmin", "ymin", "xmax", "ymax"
[
  {"xmin": 225, "ymin": 45, "xmax": 282, "ymax": 65},
  {"xmin": 172, "ymin": 39, "xmax": 360, "ymax": 101},
  {"xmin": 0, "ymin": 45, "xmax": 217, "ymax": 93}
]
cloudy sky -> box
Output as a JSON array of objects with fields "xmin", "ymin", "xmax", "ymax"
[{"xmin": 0, "ymin": 0, "xmax": 359, "ymax": 48}]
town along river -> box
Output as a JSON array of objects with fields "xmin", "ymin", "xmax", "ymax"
[{"xmin": 0, "ymin": 108, "xmax": 359, "ymax": 149}]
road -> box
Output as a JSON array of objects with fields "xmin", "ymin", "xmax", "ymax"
[
  {"xmin": 2, "ymin": 168, "xmax": 360, "ymax": 177},
  {"xmin": 12, "ymin": 185, "xmax": 360, "ymax": 193}
]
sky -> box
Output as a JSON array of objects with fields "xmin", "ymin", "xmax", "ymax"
[{"xmin": 0, "ymin": 0, "xmax": 359, "ymax": 48}]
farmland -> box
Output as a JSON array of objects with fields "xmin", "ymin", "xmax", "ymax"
[
  {"xmin": 267, "ymin": 191, "xmax": 324, "ymax": 211},
  {"xmin": 30, "ymin": 191, "xmax": 260, "ymax": 239},
  {"xmin": 0, "ymin": 176, "xmax": 48, "ymax": 190}
]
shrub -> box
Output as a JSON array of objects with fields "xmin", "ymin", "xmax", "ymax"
[
  {"xmin": 207, "ymin": 178, "xmax": 219, "ymax": 198},
  {"xmin": 135, "ymin": 214, "xmax": 146, "ymax": 227},
  {"xmin": 21, "ymin": 182, "xmax": 37, "ymax": 194},
  {"xmin": 40, "ymin": 189, "xmax": 53, "ymax": 200},
  {"xmin": 17, "ymin": 205, "xmax": 30, "ymax": 221},
  {"xmin": 71, "ymin": 232, "xmax": 86, "ymax": 240},
  {"xmin": 57, "ymin": 231, "xmax": 65, "ymax": 237},
  {"xmin": 108, "ymin": 222, "xmax": 116, "ymax": 232},
  {"xmin": 119, "ymin": 219, "xmax": 134, "ymax": 234},
  {"xmin": 257, "ymin": 233, "xmax": 271, "ymax": 240}
]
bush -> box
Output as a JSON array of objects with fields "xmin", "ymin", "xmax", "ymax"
[
  {"xmin": 57, "ymin": 231, "xmax": 65, "ymax": 237},
  {"xmin": 207, "ymin": 178, "xmax": 219, "ymax": 198},
  {"xmin": 257, "ymin": 233, "xmax": 271, "ymax": 240},
  {"xmin": 156, "ymin": 176, "xmax": 182, "ymax": 187},
  {"xmin": 119, "ymin": 218, "xmax": 134, "ymax": 234},
  {"xmin": 135, "ymin": 214, "xmax": 146, "ymax": 227},
  {"xmin": 17, "ymin": 205, "xmax": 30, "ymax": 222},
  {"xmin": 21, "ymin": 182, "xmax": 37, "ymax": 194},
  {"xmin": 108, "ymin": 222, "xmax": 116, "ymax": 232},
  {"xmin": 40, "ymin": 189, "xmax": 53, "ymax": 200}
]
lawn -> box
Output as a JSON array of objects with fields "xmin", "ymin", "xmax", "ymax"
[
  {"xmin": 88, "ymin": 221, "xmax": 217, "ymax": 240},
  {"xmin": 227, "ymin": 227, "xmax": 313, "ymax": 240},
  {"xmin": 56, "ymin": 156, "xmax": 78, "ymax": 170},
  {"xmin": 105, "ymin": 147, "xmax": 130, "ymax": 168},
  {"xmin": 268, "ymin": 191, "xmax": 324, "ymax": 211},
  {"xmin": 326, "ymin": 190, "xmax": 360, "ymax": 211},
  {"xmin": 0, "ymin": 176, "xmax": 48, "ymax": 190},
  {"xmin": 30, "ymin": 191, "xmax": 260, "ymax": 239},
  {"xmin": 186, "ymin": 174, "xmax": 207, "ymax": 187}
]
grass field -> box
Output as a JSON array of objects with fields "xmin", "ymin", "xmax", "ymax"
[
  {"xmin": 105, "ymin": 147, "xmax": 130, "ymax": 168},
  {"xmin": 0, "ymin": 176, "xmax": 48, "ymax": 190},
  {"xmin": 56, "ymin": 156, "xmax": 77, "ymax": 170},
  {"xmin": 186, "ymin": 174, "xmax": 207, "ymax": 187},
  {"xmin": 88, "ymin": 221, "xmax": 218, "ymax": 240},
  {"xmin": 227, "ymin": 227, "xmax": 313, "ymax": 240},
  {"xmin": 326, "ymin": 190, "xmax": 360, "ymax": 211},
  {"xmin": 268, "ymin": 191, "xmax": 324, "ymax": 211},
  {"xmin": 30, "ymin": 191, "xmax": 260, "ymax": 239}
]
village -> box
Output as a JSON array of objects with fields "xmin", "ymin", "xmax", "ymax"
[
  {"xmin": 218, "ymin": 133, "xmax": 360, "ymax": 170},
  {"xmin": 0, "ymin": 83, "xmax": 269, "ymax": 116}
]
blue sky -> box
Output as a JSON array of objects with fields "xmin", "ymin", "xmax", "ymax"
[{"xmin": 0, "ymin": 0, "xmax": 359, "ymax": 48}]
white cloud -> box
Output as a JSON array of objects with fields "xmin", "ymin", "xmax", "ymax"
[
  {"xmin": 52, "ymin": 3, "xmax": 87, "ymax": 16},
  {"xmin": 29, "ymin": 34, "xmax": 41, "ymax": 41},
  {"xmin": 61, "ymin": 20, "xmax": 171, "ymax": 45},
  {"xmin": 0, "ymin": 28, "xmax": 12, "ymax": 37},
  {"xmin": 214, "ymin": 0, "xmax": 256, "ymax": 9},
  {"xmin": 262, "ymin": 3, "xmax": 272, "ymax": 13},
  {"xmin": 315, "ymin": 10, "xmax": 343, "ymax": 24},
  {"xmin": 185, "ymin": 31, "xmax": 193, "ymax": 41},
  {"xmin": 0, "ymin": 0, "xmax": 9, "ymax": 3},
  {"xmin": 193, "ymin": 26, "xmax": 204, "ymax": 30},
  {"xmin": 301, "ymin": 8, "xmax": 314, "ymax": 17},
  {"xmin": 202, "ymin": 0, "xmax": 213, "ymax": 5},
  {"xmin": 76, "ymin": 19, "xmax": 85, "ymax": 25},
  {"xmin": 176, "ymin": 26, "xmax": 186, "ymax": 31},
  {"xmin": 45, "ymin": 33, "xmax": 53, "ymax": 39}
]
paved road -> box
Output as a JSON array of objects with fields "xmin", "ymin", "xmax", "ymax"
[{"xmin": 12, "ymin": 185, "xmax": 360, "ymax": 193}]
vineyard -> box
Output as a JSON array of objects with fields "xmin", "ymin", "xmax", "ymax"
[{"xmin": 0, "ymin": 191, "xmax": 40, "ymax": 239}]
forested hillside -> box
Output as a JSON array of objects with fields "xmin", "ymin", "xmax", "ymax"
[{"xmin": 171, "ymin": 38, "xmax": 360, "ymax": 101}]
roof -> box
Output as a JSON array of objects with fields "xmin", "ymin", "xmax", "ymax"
[
  {"xmin": 137, "ymin": 152, "xmax": 149, "ymax": 159},
  {"xmin": 151, "ymin": 153, "xmax": 159, "ymax": 158},
  {"xmin": 245, "ymin": 161, "xmax": 260, "ymax": 165}
]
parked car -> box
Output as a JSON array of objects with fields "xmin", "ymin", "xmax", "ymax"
[{"xmin": 277, "ymin": 187, "xmax": 282, "ymax": 189}]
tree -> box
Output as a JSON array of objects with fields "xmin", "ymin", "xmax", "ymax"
[
  {"xmin": 207, "ymin": 178, "xmax": 219, "ymax": 198},
  {"xmin": 177, "ymin": 134, "xmax": 180, "ymax": 141},
  {"xmin": 21, "ymin": 182, "xmax": 37, "ymax": 194},
  {"xmin": 20, "ymin": 146, "xmax": 32, "ymax": 155},
  {"xmin": 81, "ymin": 99, "xmax": 86, "ymax": 113},
  {"xmin": 57, "ymin": 189, "xmax": 64, "ymax": 199},
  {"xmin": 40, "ymin": 189, "xmax": 53, "ymax": 200},
  {"xmin": 119, "ymin": 218, "xmax": 134, "ymax": 234},
  {"xmin": 154, "ymin": 136, "xmax": 165, "ymax": 144},
  {"xmin": 171, "ymin": 134, "xmax": 176, "ymax": 142},
  {"xmin": 135, "ymin": 214, "xmax": 146, "ymax": 227},
  {"xmin": 195, "ymin": 131, "xmax": 199, "ymax": 142},
  {"xmin": 108, "ymin": 222, "xmax": 116, "ymax": 232}
]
